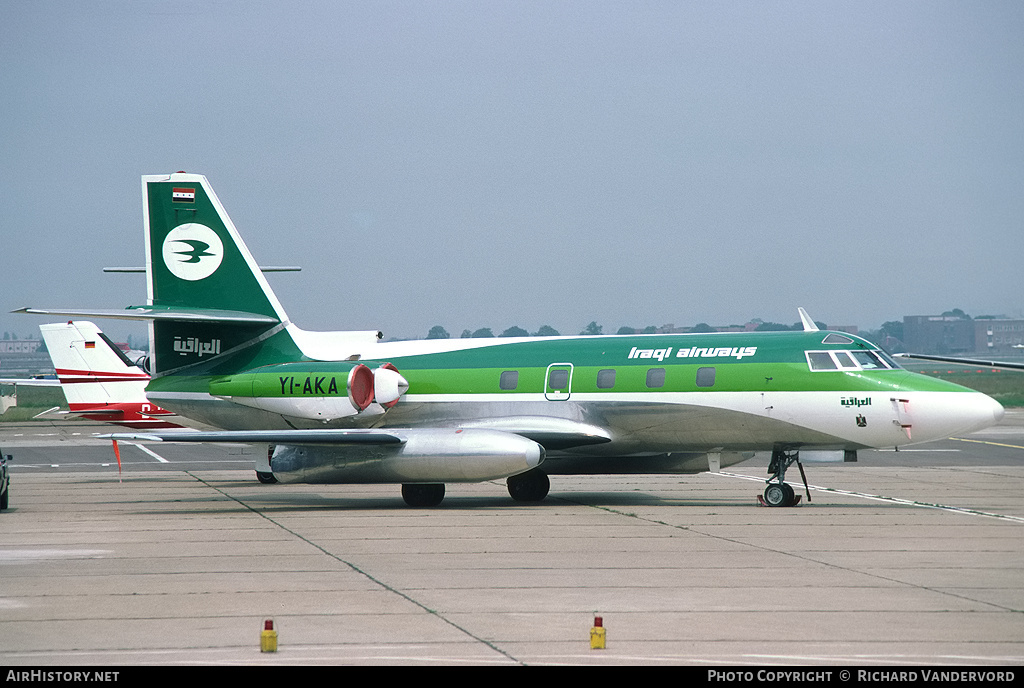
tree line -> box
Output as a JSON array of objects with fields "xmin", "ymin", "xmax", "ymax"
[
  {"xmin": 422, "ymin": 318, "xmax": 917, "ymax": 352},
  {"xmin": 424, "ymin": 319, "xmax": 821, "ymax": 340}
]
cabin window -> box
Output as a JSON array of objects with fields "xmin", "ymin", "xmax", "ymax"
[
  {"xmin": 646, "ymin": 368, "xmax": 666, "ymax": 388},
  {"xmin": 696, "ymin": 367, "xmax": 716, "ymax": 388},
  {"xmin": 597, "ymin": 369, "xmax": 616, "ymax": 389},
  {"xmin": 499, "ymin": 371, "xmax": 519, "ymax": 390}
]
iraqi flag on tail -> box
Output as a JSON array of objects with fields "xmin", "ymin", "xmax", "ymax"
[{"xmin": 172, "ymin": 187, "xmax": 196, "ymax": 203}]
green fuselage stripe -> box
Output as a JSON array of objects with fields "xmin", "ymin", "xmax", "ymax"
[{"xmin": 144, "ymin": 331, "xmax": 974, "ymax": 398}]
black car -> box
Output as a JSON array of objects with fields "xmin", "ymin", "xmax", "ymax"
[{"xmin": 0, "ymin": 448, "xmax": 9, "ymax": 510}]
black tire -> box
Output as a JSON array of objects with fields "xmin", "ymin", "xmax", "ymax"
[
  {"xmin": 507, "ymin": 470, "xmax": 550, "ymax": 502},
  {"xmin": 402, "ymin": 483, "xmax": 445, "ymax": 507},
  {"xmin": 763, "ymin": 483, "xmax": 789, "ymax": 507},
  {"xmin": 256, "ymin": 471, "xmax": 278, "ymax": 484}
]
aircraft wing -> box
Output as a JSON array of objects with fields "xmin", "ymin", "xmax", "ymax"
[
  {"xmin": 895, "ymin": 353, "xmax": 1024, "ymax": 371},
  {"xmin": 455, "ymin": 416, "xmax": 612, "ymax": 450},
  {"xmin": 99, "ymin": 419, "xmax": 612, "ymax": 450}
]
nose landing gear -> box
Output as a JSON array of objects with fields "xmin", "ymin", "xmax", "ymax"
[{"xmin": 760, "ymin": 448, "xmax": 810, "ymax": 507}]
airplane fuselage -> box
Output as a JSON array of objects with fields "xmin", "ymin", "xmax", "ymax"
[{"xmin": 144, "ymin": 329, "xmax": 1003, "ymax": 473}]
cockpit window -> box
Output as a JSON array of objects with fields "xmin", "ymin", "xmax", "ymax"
[
  {"xmin": 875, "ymin": 350, "xmax": 902, "ymax": 369},
  {"xmin": 833, "ymin": 351, "xmax": 858, "ymax": 369},
  {"xmin": 807, "ymin": 349, "xmax": 902, "ymax": 372},
  {"xmin": 822, "ymin": 333, "xmax": 854, "ymax": 345},
  {"xmin": 849, "ymin": 350, "xmax": 885, "ymax": 369},
  {"xmin": 807, "ymin": 352, "xmax": 837, "ymax": 370}
]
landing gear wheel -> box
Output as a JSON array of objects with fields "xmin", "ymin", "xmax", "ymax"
[
  {"xmin": 761, "ymin": 447, "xmax": 809, "ymax": 506},
  {"xmin": 763, "ymin": 483, "xmax": 790, "ymax": 507},
  {"xmin": 402, "ymin": 483, "xmax": 445, "ymax": 507},
  {"xmin": 256, "ymin": 471, "xmax": 278, "ymax": 484},
  {"xmin": 507, "ymin": 470, "xmax": 550, "ymax": 502}
]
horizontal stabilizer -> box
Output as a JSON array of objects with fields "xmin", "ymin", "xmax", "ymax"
[
  {"xmin": 104, "ymin": 266, "xmax": 301, "ymax": 273},
  {"xmin": 14, "ymin": 306, "xmax": 279, "ymax": 324},
  {"xmin": 30, "ymin": 406, "xmax": 62, "ymax": 419},
  {"xmin": 100, "ymin": 429, "xmax": 406, "ymax": 445}
]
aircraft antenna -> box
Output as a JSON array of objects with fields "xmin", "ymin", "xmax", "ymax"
[{"xmin": 798, "ymin": 308, "xmax": 819, "ymax": 332}]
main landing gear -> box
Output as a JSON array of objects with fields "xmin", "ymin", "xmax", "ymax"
[
  {"xmin": 506, "ymin": 469, "xmax": 550, "ymax": 502},
  {"xmin": 257, "ymin": 447, "xmax": 278, "ymax": 484},
  {"xmin": 400, "ymin": 470, "xmax": 551, "ymax": 508},
  {"xmin": 402, "ymin": 483, "xmax": 445, "ymax": 507},
  {"xmin": 761, "ymin": 448, "xmax": 810, "ymax": 507}
]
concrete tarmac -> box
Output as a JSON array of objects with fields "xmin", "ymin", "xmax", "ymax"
[{"xmin": 1, "ymin": 414, "xmax": 1023, "ymax": 666}]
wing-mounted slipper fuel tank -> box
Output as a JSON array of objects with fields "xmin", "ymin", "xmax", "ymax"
[
  {"xmin": 268, "ymin": 428, "xmax": 545, "ymax": 484},
  {"xmin": 209, "ymin": 361, "xmax": 408, "ymax": 421},
  {"xmin": 103, "ymin": 427, "xmax": 546, "ymax": 485}
]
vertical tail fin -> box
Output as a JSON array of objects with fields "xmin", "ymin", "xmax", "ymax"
[
  {"xmin": 39, "ymin": 321, "xmax": 181, "ymax": 428},
  {"xmin": 142, "ymin": 173, "xmax": 298, "ymax": 375},
  {"xmin": 143, "ymin": 173, "xmax": 289, "ymax": 319},
  {"xmin": 40, "ymin": 321, "xmax": 150, "ymax": 407}
]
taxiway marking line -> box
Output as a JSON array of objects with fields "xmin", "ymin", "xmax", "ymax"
[
  {"xmin": 951, "ymin": 437, "xmax": 1024, "ymax": 451},
  {"xmin": 129, "ymin": 442, "xmax": 169, "ymax": 463},
  {"xmin": 715, "ymin": 471, "xmax": 1024, "ymax": 524}
]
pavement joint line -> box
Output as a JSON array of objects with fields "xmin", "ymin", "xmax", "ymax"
[
  {"xmin": 182, "ymin": 470, "xmax": 524, "ymax": 666},
  {"xmin": 558, "ymin": 477, "xmax": 1024, "ymax": 616}
]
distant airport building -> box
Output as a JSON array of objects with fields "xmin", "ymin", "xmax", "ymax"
[
  {"xmin": 975, "ymin": 318, "xmax": 1024, "ymax": 356},
  {"xmin": 903, "ymin": 315, "xmax": 975, "ymax": 355},
  {"xmin": 1, "ymin": 335, "xmax": 138, "ymax": 377},
  {"xmin": 903, "ymin": 315, "xmax": 1024, "ymax": 356},
  {"xmin": 0, "ymin": 337, "xmax": 51, "ymax": 376},
  {"xmin": 0, "ymin": 339, "xmax": 42, "ymax": 355}
]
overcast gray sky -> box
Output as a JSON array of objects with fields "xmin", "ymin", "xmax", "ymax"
[{"xmin": 3, "ymin": 1, "xmax": 1022, "ymax": 344}]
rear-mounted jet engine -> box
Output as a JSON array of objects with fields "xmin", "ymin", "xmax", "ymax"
[{"xmin": 209, "ymin": 361, "xmax": 408, "ymax": 421}]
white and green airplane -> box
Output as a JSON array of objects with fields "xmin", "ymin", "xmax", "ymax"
[{"xmin": 17, "ymin": 173, "xmax": 1005, "ymax": 507}]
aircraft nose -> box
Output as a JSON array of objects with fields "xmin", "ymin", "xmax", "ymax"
[
  {"xmin": 991, "ymin": 396, "xmax": 1006, "ymax": 424},
  {"xmin": 960, "ymin": 392, "xmax": 1004, "ymax": 433},
  {"xmin": 909, "ymin": 391, "xmax": 1005, "ymax": 444}
]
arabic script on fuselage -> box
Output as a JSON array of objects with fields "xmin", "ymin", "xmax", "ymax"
[{"xmin": 173, "ymin": 337, "xmax": 222, "ymax": 357}]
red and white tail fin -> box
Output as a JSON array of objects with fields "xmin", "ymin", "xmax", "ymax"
[{"xmin": 39, "ymin": 321, "xmax": 181, "ymax": 429}]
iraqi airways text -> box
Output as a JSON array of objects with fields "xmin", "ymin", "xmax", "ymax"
[{"xmin": 628, "ymin": 346, "xmax": 757, "ymax": 362}]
